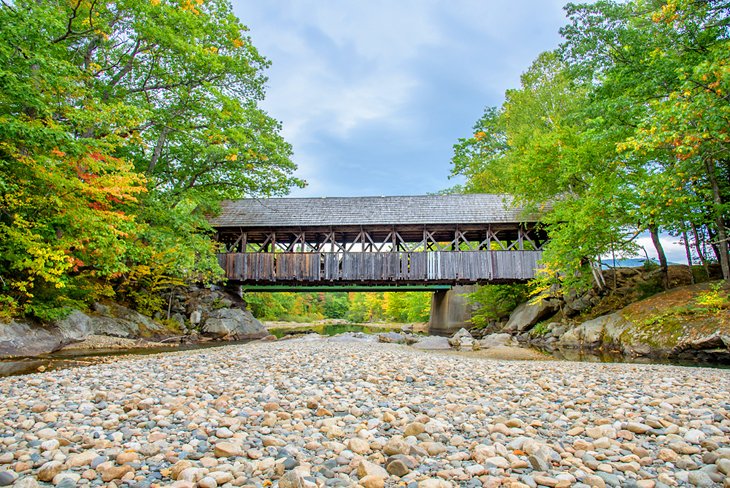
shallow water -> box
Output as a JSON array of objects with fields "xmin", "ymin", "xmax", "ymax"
[
  {"xmin": 268, "ymin": 323, "xmax": 403, "ymax": 338},
  {"xmin": 0, "ymin": 340, "xmax": 253, "ymax": 378}
]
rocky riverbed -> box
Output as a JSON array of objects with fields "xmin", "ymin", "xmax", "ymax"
[{"xmin": 0, "ymin": 340, "xmax": 729, "ymax": 488}]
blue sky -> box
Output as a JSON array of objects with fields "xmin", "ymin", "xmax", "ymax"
[
  {"xmin": 230, "ymin": 1, "xmax": 688, "ymax": 263},
  {"xmin": 232, "ymin": 1, "xmax": 568, "ymax": 197}
]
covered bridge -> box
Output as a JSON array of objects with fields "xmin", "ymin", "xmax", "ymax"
[{"xmin": 210, "ymin": 194, "xmax": 546, "ymax": 286}]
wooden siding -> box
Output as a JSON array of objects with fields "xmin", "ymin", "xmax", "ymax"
[{"xmin": 218, "ymin": 251, "xmax": 542, "ymax": 284}]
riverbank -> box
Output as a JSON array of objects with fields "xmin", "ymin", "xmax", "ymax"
[{"xmin": 0, "ymin": 340, "xmax": 728, "ymax": 487}]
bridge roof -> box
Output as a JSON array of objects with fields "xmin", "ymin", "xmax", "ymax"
[{"xmin": 210, "ymin": 194, "xmax": 537, "ymax": 228}]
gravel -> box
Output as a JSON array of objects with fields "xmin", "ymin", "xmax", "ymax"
[{"xmin": 0, "ymin": 338, "xmax": 728, "ymax": 487}]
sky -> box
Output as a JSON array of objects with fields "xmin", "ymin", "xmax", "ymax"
[
  {"xmin": 230, "ymin": 1, "xmax": 689, "ymax": 263},
  {"xmin": 231, "ymin": 0, "xmax": 568, "ymax": 197}
]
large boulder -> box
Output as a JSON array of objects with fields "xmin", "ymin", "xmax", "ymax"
[
  {"xmin": 0, "ymin": 311, "xmax": 96, "ymax": 358},
  {"xmin": 55, "ymin": 311, "xmax": 92, "ymax": 341},
  {"xmin": 504, "ymin": 297, "xmax": 561, "ymax": 333},
  {"xmin": 88, "ymin": 316, "xmax": 139, "ymax": 338},
  {"xmin": 558, "ymin": 312, "xmax": 629, "ymax": 349},
  {"xmin": 201, "ymin": 308, "xmax": 267, "ymax": 340},
  {"xmin": 0, "ymin": 320, "xmax": 66, "ymax": 358},
  {"xmin": 90, "ymin": 303, "xmax": 167, "ymax": 338},
  {"xmin": 479, "ymin": 333, "xmax": 514, "ymax": 349},
  {"xmin": 448, "ymin": 328, "xmax": 479, "ymax": 351}
]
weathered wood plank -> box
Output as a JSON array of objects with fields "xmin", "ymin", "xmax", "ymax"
[{"xmin": 219, "ymin": 250, "xmax": 542, "ymax": 283}]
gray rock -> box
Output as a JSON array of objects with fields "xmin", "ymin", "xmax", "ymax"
[
  {"xmin": 558, "ymin": 312, "xmax": 629, "ymax": 350},
  {"xmin": 504, "ymin": 297, "xmax": 560, "ymax": 333},
  {"xmin": 55, "ymin": 311, "xmax": 92, "ymax": 342},
  {"xmin": 201, "ymin": 308, "xmax": 268, "ymax": 340},
  {"xmin": 448, "ymin": 328, "xmax": 479, "ymax": 350},
  {"xmin": 528, "ymin": 453, "xmax": 551, "ymax": 472},
  {"xmin": 0, "ymin": 320, "xmax": 65, "ymax": 358},
  {"xmin": 411, "ymin": 336, "xmax": 451, "ymax": 350},
  {"xmin": 378, "ymin": 332, "xmax": 407, "ymax": 344},
  {"xmin": 479, "ymin": 333, "xmax": 514, "ymax": 349},
  {"xmin": 90, "ymin": 303, "xmax": 167, "ymax": 337},
  {"xmin": 687, "ymin": 470, "xmax": 715, "ymax": 487},
  {"xmin": 13, "ymin": 478, "xmax": 40, "ymax": 488},
  {"xmin": 564, "ymin": 289, "xmax": 596, "ymax": 316},
  {"xmin": 279, "ymin": 470, "xmax": 308, "ymax": 488},
  {"xmin": 673, "ymin": 333, "xmax": 730, "ymax": 354},
  {"xmin": 88, "ymin": 316, "xmax": 140, "ymax": 338},
  {"xmin": 0, "ymin": 471, "xmax": 18, "ymax": 486}
]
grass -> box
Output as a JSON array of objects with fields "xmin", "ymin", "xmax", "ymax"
[{"xmin": 621, "ymin": 281, "xmax": 730, "ymax": 349}]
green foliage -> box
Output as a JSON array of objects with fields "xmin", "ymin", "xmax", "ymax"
[
  {"xmin": 323, "ymin": 293, "xmax": 350, "ymax": 319},
  {"xmin": 451, "ymin": 0, "xmax": 730, "ymax": 290},
  {"xmin": 695, "ymin": 282, "xmax": 730, "ymax": 312},
  {"xmin": 530, "ymin": 321, "xmax": 550, "ymax": 337},
  {"xmin": 0, "ymin": 0, "xmax": 303, "ymax": 320},
  {"xmin": 244, "ymin": 291, "xmax": 432, "ymax": 324},
  {"xmin": 467, "ymin": 284, "xmax": 530, "ymax": 328}
]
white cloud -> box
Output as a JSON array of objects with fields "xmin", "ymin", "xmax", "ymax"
[{"xmin": 232, "ymin": 0, "xmax": 569, "ymax": 195}]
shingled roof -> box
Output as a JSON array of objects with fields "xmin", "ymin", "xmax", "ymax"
[{"xmin": 209, "ymin": 194, "xmax": 537, "ymax": 228}]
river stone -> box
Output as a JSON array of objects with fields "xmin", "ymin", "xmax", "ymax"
[
  {"xmin": 67, "ymin": 450, "xmax": 97, "ymax": 467},
  {"xmin": 201, "ymin": 308, "xmax": 267, "ymax": 340},
  {"xmin": 411, "ymin": 336, "xmax": 451, "ymax": 350},
  {"xmin": 13, "ymin": 478, "xmax": 40, "ymax": 488},
  {"xmin": 279, "ymin": 470, "xmax": 314, "ymax": 488},
  {"xmin": 213, "ymin": 442, "xmax": 243, "ymax": 458},
  {"xmin": 359, "ymin": 475, "xmax": 385, "ymax": 488},
  {"xmin": 480, "ymin": 333, "xmax": 514, "ymax": 349},
  {"xmin": 0, "ymin": 471, "xmax": 17, "ymax": 486},
  {"xmin": 687, "ymin": 470, "xmax": 714, "ymax": 487},
  {"xmin": 504, "ymin": 297, "xmax": 560, "ymax": 333},
  {"xmin": 356, "ymin": 459, "xmax": 388, "ymax": 479},
  {"xmin": 386, "ymin": 459, "xmax": 411, "ymax": 477},
  {"xmin": 37, "ymin": 461, "xmax": 63, "ymax": 482}
]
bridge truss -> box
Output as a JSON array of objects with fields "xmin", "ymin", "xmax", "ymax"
[{"xmin": 215, "ymin": 223, "xmax": 547, "ymax": 285}]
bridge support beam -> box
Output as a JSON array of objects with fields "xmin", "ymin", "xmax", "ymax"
[{"xmin": 428, "ymin": 285, "xmax": 477, "ymax": 336}]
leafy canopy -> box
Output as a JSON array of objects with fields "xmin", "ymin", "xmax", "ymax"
[{"xmin": 0, "ymin": 0, "xmax": 304, "ymax": 319}]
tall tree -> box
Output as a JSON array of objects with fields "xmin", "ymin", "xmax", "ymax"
[{"xmin": 0, "ymin": 0, "xmax": 303, "ymax": 319}]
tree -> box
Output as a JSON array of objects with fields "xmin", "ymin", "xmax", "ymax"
[
  {"xmin": 0, "ymin": 0, "xmax": 304, "ymax": 319},
  {"xmin": 452, "ymin": 0, "xmax": 730, "ymax": 294}
]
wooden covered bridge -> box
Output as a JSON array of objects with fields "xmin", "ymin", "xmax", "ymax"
[{"xmin": 210, "ymin": 194, "xmax": 546, "ymax": 287}]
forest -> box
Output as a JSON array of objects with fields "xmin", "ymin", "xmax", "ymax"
[{"xmin": 244, "ymin": 291, "xmax": 431, "ymax": 324}]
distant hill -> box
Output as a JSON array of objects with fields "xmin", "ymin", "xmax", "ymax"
[{"xmin": 600, "ymin": 258, "xmax": 681, "ymax": 269}]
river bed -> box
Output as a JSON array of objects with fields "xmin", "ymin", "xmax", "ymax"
[{"xmin": 1, "ymin": 322, "xmax": 727, "ymax": 377}]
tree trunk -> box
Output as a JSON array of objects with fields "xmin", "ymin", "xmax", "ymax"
[
  {"xmin": 692, "ymin": 222, "xmax": 711, "ymax": 279},
  {"xmin": 682, "ymin": 229, "xmax": 695, "ymax": 284},
  {"xmin": 649, "ymin": 224, "xmax": 669, "ymax": 289},
  {"xmin": 148, "ymin": 126, "xmax": 170, "ymax": 175},
  {"xmin": 704, "ymin": 159, "xmax": 730, "ymax": 280}
]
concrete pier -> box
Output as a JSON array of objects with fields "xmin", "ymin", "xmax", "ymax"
[{"xmin": 428, "ymin": 285, "xmax": 477, "ymax": 336}]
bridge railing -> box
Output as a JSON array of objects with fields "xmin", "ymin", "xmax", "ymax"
[{"xmin": 218, "ymin": 250, "xmax": 542, "ymax": 284}]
